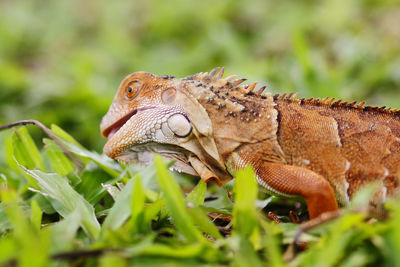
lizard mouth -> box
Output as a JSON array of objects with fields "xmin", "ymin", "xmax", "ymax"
[{"xmin": 101, "ymin": 109, "xmax": 138, "ymax": 139}]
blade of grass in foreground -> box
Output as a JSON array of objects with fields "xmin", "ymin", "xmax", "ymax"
[
  {"xmin": 186, "ymin": 179, "xmax": 207, "ymax": 206},
  {"xmin": 186, "ymin": 180, "xmax": 222, "ymax": 239},
  {"xmin": 102, "ymin": 177, "xmax": 135, "ymax": 232},
  {"xmin": 188, "ymin": 207, "xmax": 222, "ymax": 239},
  {"xmin": 233, "ymin": 165, "xmax": 259, "ymax": 239},
  {"xmin": 43, "ymin": 138, "xmax": 74, "ymax": 176},
  {"xmin": 11, "ymin": 127, "xmax": 45, "ymax": 171},
  {"xmin": 231, "ymin": 165, "xmax": 263, "ymax": 267},
  {"xmin": 154, "ymin": 155, "xmax": 204, "ymax": 243},
  {"xmin": 129, "ymin": 177, "xmax": 148, "ymax": 234},
  {"xmin": 29, "ymin": 200, "xmax": 42, "ymax": 231},
  {"xmin": 50, "ymin": 210, "xmax": 81, "ymax": 252},
  {"xmin": 19, "ymin": 166, "xmax": 100, "ymax": 239},
  {"xmin": 1, "ymin": 190, "xmax": 50, "ymax": 267}
]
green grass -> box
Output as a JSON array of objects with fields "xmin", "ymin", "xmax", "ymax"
[{"xmin": 0, "ymin": 124, "xmax": 399, "ymax": 266}]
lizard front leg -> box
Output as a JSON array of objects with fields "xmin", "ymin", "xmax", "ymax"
[{"xmin": 252, "ymin": 162, "xmax": 338, "ymax": 219}]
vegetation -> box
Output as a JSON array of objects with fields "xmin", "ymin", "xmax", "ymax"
[{"xmin": 0, "ymin": 0, "xmax": 400, "ymax": 266}]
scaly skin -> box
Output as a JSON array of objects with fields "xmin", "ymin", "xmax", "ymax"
[{"xmin": 100, "ymin": 68, "xmax": 400, "ymax": 219}]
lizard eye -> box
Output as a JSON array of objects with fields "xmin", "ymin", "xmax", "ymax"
[{"xmin": 126, "ymin": 81, "xmax": 140, "ymax": 99}]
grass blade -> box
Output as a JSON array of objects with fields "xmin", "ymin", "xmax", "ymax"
[
  {"xmin": 102, "ymin": 177, "xmax": 135, "ymax": 231},
  {"xmin": 129, "ymin": 177, "xmax": 147, "ymax": 234},
  {"xmin": 154, "ymin": 155, "xmax": 204, "ymax": 242},
  {"xmin": 43, "ymin": 138, "xmax": 74, "ymax": 176},
  {"xmin": 186, "ymin": 179, "xmax": 207, "ymax": 206},
  {"xmin": 188, "ymin": 207, "xmax": 222, "ymax": 239},
  {"xmin": 19, "ymin": 166, "xmax": 100, "ymax": 239},
  {"xmin": 1, "ymin": 190, "xmax": 50, "ymax": 267},
  {"xmin": 50, "ymin": 210, "xmax": 81, "ymax": 252},
  {"xmin": 232, "ymin": 166, "xmax": 259, "ymax": 239},
  {"xmin": 11, "ymin": 127, "xmax": 45, "ymax": 171},
  {"xmin": 30, "ymin": 200, "xmax": 42, "ymax": 231}
]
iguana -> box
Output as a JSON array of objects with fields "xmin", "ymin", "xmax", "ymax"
[{"xmin": 100, "ymin": 67, "xmax": 400, "ymax": 219}]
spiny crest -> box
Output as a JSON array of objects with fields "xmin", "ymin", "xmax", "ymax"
[
  {"xmin": 185, "ymin": 68, "xmax": 399, "ymax": 116},
  {"xmin": 183, "ymin": 67, "xmax": 272, "ymax": 115},
  {"xmin": 196, "ymin": 67, "xmax": 269, "ymax": 96},
  {"xmin": 208, "ymin": 66, "xmax": 225, "ymax": 78},
  {"xmin": 272, "ymin": 93, "xmax": 400, "ymax": 115}
]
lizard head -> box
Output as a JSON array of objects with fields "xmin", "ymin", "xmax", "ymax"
[{"xmin": 100, "ymin": 72, "xmax": 195, "ymax": 167}]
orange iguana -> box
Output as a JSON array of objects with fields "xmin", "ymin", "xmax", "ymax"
[{"xmin": 100, "ymin": 67, "xmax": 400, "ymax": 219}]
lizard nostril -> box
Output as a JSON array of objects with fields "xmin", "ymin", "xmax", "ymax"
[{"xmin": 167, "ymin": 113, "xmax": 192, "ymax": 138}]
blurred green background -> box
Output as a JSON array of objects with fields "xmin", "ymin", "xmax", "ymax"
[{"xmin": 1, "ymin": 0, "xmax": 399, "ymax": 154}]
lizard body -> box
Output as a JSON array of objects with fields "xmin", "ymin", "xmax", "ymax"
[{"xmin": 100, "ymin": 68, "xmax": 400, "ymax": 219}]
